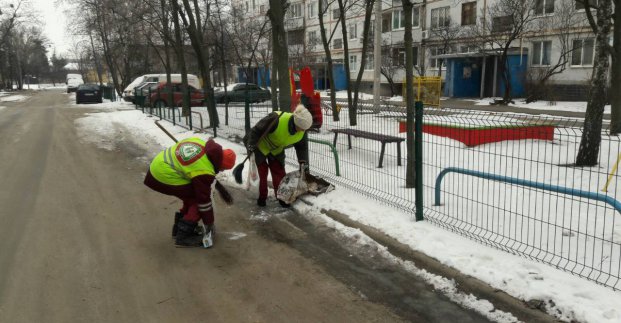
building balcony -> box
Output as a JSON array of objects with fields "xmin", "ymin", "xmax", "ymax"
[{"xmin": 285, "ymin": 17, "xmax": 304, "ymax": 31}]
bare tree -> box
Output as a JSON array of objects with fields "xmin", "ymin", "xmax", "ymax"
[
  {"xmin": 467, "ymin": 0, "xmax": 538, "ymax": 105},
  {"xmin": 429, "ymin": 22, "xmax": 461, "ymax": 78},
  {"xmin": 575, "ymin": 0, "xmax": 614, "ymax": 166},
  {"xmin": 267, "ymin": 0, "xmax": 291, "ymax": 111},
  {"xmin": 524, "ymin": 4, "xmax": 585, "ymax": 103},
  {"xmin": 350, "ymin": 0, "xmax": 376, "ymax": 127},
  {"xmin": 379, "ymin": 45, "xmax": 403, "ymax": 97},
  {"xmin": 318, "ymin": 0, "xmax": 341, "ymax": 121},
  {"xmin": 610, "ymin": 0, "xmax": 620, "ymax": 134}
]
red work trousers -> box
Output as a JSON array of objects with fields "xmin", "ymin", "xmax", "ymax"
[
  {"xmin": 143, "ymin": 170, "xmax": 214, "ymax": 225},
  {"xmin": 257, "ymin": 157, "xmax": 286, "ymax": 200}
]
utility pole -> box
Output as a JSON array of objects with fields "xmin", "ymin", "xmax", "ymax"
[{"xmin": 372, "ymin": 0, "xmax": 382, "ymax": 109}]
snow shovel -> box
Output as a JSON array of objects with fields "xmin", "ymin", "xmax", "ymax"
[{"xmin": 276, "ymin": 162, "xmax": 334, "ymax": 204}]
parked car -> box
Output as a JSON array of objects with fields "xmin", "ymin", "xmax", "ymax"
[
  {"xmin": 76, "ymin": 84, "xmax": 102, "ymax": 104},
  {"xmin": 67, "ymin": 77, "xmax": 84, "ymax": 93},
  {"xmin": 149, "ymin": 83, "xmax": 205, "ymax": 108},
  {"xmin": 213, "ymin": 83, "xmax": 271, "ymax": 103},
  {"xmin": 66, "ymin": 73, "xmax": 83, "ymax": 84},
  {"xmin": 122, "ymin": 73, "xmax": 201, "ymax": 101}
]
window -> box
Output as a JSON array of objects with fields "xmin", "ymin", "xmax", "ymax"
[
  {"xmin": 571, "ymin": 38, "xmax": 594, "ymax": 66},
  {"xmin": 392, "ymin": 48, "xmax": 405, "ymax": 66},
  {"xmin": 333, "ymin": 38, "xmax": 342, "ymax": 49},
  {"xmin": 431, "ymin": 7, "xmax": 450, "ymax": 29},
  {"xmin": 307, "ymin": 2, "xmax": 317, "ymax": 18},
  {"xmin": 531, "ymin": 41, "xmax": 552, "ymax": 66},
  {"xmin": 368, "ymin": 20, "xmax": 375, "ymax": 37},
  {"xmin": 461, "ymin": 2, "xmax": 476, "ymax": 25},
  {"xmin": 413, "ymin": 7, "xmax": 420, "ymax": 27},
  {"xmin": 349, "ymin": 23, "xmax": 358, "ymax": 39},
  {"xmin": 350, "ymin": 55, "xmax": 358, "ymax": 71},
  {"xmin": 245, "ymin": 2, "xmax": 248, "ymax": 12},
  {"xmin": 575, "ymin": 0, "xmax": 598, "ymax": 10},
  {"xmin": 492, "ymin": 15, "xmax": 513, "ymax": 33},
  {"xmin": 333, "ymin": 9, "xmax": 340, "ymax": 19},
  {"xmin": 289, "ymin": 3, "xmax": 303, "ymax": 18},
  {"xmin": 392, "ymin": 7, "xmax": 420, "ymax": 30},
  {"xmin": 393, "ymin": 10, "xmax": 404, "ymax": 29},
  {"xmin": 429, "ymin": 47, "xmax": 445, "ymax": 69},
  {"xmin": 365, "ymin": 54, "xmax": 374, "ymax": 70},
  {"xmin": 412, "ymin": 47, "xmax": 419, "ymax": 66},
  {"xmin": 308, "ymin": 30, "xmax": 319, "ymax": 44},
  {"xmin": 252, "ymin": 0, "xmax": 255, "ymax": 10},
  {"xmin": 382, "ymin": 15, "xmax": 392, "ymax": 32},
  {"xmin": 534, "ymin": 0, "xmax": 554, "ymax": 15},
  {"xmin": 260, "ymin": 5, "xmax": 265, "ymax": 14},
  {"xmin": 320, "ymin": 0, "xmax": 328, "ymax": 14},
  {"xmin": 459, "ymin": 45, "xmax": 477, "ymax": 53}
]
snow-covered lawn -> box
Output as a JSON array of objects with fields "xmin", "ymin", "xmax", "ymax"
[
  {"xmin": 473, "ymin": 98, "xmax": 613, "ymax": 114},
  {"xmin": 77, "ymin": 100, "xmax": 621, "ymax": 323}
]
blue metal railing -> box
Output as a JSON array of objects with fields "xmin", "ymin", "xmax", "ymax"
[{"xmin": 434, "ymin": 167, "xmax": 621, "ymax": 215}]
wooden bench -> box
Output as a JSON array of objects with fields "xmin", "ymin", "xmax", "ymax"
[{"xmin": 331, "ymin": 128, "xmax": 404, "ymax": 168}]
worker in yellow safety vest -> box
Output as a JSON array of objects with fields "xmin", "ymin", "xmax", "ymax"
[
  {"xmin": 144, "ymin": 137, "xmax": 236, "ymax": 248},
  {"xmin": 244, "ymin": 104, "xmax": 312, "ymax": 207}
]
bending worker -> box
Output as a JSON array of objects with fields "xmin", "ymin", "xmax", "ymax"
[
  {"xmin": 144, "ymin": 137, "xmax": 236, "ymax": 248},
  {"xmin": 244, "ymin": 104, "xmax": 313, "ymax": 207}
]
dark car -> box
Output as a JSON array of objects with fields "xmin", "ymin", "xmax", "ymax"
[
  {"xmin": 76, "ymin": 84, "xmax": 103, "ymax": 104},
  {"xmin": 149, "ymin": 83, "xmax": 206, "ymax": 108},
  {"xmin": 213, "ymin": 83, "xmax": 271, "ymax": 103}
]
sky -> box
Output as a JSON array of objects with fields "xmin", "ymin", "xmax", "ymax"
[{"xmin": 31, "ymin": 0, "xmax": 71, "ymax": 57}]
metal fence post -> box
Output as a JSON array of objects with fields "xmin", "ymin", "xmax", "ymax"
[
  {"xmin": 244, "ymin": 92, "xmax": 251, "ymax": 134},
  {"xmin": 415, "ymin": 101, "xmax": 424, "ymax": 221}
]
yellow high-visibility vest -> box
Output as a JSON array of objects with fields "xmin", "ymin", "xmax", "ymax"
[
  {"xmin": 149, "ymin": 137, "xmax": 215, "ymax": 186},
  {"xmin": 258, "ymin": 112, "xmax": 304, "ymax": 156}
]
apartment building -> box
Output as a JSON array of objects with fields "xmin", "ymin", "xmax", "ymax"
[{"xmin": 234, "ymin": 0, "xmax": 602, "ymax": 100}]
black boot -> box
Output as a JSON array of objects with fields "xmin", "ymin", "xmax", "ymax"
[
  {"xmin": 171, "ymin": 211, "xmax": 183, "ymax": 238},
  {"xmin": 175, "ymin": 220, "xmax": 203, "ymax": 248},
  {"xmin": 257, "ymin": 198, "xmax": 266, "ymax": 207},
  {"xmin": 278, "ymin": 199, "xmax": 291, "ymax": 208}
]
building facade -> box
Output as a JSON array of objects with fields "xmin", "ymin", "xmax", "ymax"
[{"xmin": 234, "ymin": 0, "xmax": 604, "ymax": 100}]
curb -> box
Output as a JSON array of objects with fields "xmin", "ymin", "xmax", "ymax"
[{"xmin": 318, "ymin": 208, "xmax": 560, "ymax": 323}]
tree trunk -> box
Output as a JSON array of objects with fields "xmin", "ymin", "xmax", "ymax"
[
  {"xmin": 352, "ymin": 0, "xmax": 374, "ymax": 117},
  {"xmin": 336, "ymin": 0, "xmax": 355, "ymax": 125},
  {"xmin": 318, "ymin": 0, "xmax": 339, "ymax": 121},
  {"xmin": 575, "ymin": 0, "xmax": 613, "ymax": 166},
  {"xmin": 268, "ymin": 0, "xmax": 291, "ymax": 112},
  {"xmin": 402, "ymin": 0, "xmax": 415, "ymax": 188},
  {"xmin": 609, "ymin": 0, "xmax": 621, "ymax": 135},
  {"xmin": 171, "ymin": 0, "xmax": 191, "ymax": 115}
]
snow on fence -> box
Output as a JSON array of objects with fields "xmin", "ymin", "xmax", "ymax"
[{"xmin": 137, "ymin": 99, "xmax": 621, "ymax": 291}]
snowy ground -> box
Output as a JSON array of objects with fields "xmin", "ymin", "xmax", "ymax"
[
  {"xmin": 0, "ymin": 94, "xmax": 28, "ymax": 102},
  {"xmin": 474, "ymin": 98, "xmax": 613, "ymax": 114},
  {"xmin": 65, "ymin": 97, "xmax": 621, "ymax": 323}
]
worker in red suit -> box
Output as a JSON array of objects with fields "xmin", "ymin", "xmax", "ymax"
[
  {"xmin": 144, "ymin": 137, "xmax": 236, "ymax": 248},
  {"xmin": 244, "ymin": 104, "xmax": 312, "ymax": 207}
]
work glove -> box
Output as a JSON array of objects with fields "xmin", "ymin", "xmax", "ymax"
[{"xmin": 299, "ymin": 160, "xmax": 310, "ymax": 176}]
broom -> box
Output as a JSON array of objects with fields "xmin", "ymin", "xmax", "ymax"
[
  {"xmin": 154, "ymin": 120, "xmax": 233, "ymax": 205},
  {"xmin": 232, "ymin": 113, "xmax": 281, "ymax": 184}
]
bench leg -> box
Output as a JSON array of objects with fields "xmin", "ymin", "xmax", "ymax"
[
  {"xmin": 347, "ymin": 135, "xmax": 352, "ymax": 149},
  {"xmin": 333, "ymin": 132, "xmax": 338, "ymax": 147},
  {"xmin": 378, "ymin": 143, "xmax": 386, "ymax": 168},
  {"xmin": 397, "ymin": 142, "xmax": 402, "ymax": 166}
]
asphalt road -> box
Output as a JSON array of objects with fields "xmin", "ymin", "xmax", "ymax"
[{"xmin": 0, "ymin": 90, "xmax": 493, "ymax": 322}]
